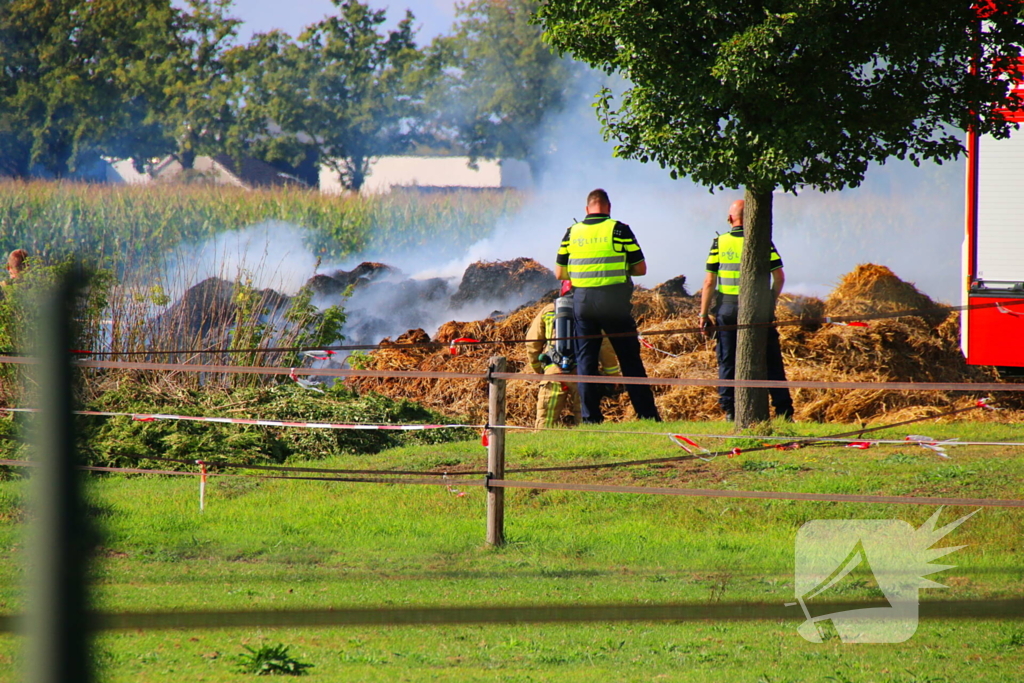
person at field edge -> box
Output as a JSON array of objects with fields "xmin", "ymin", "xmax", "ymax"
[
  {"xmin": 526, "ymin": 281, "xmax": 622, "ymax": 429},
  {"xmin": 698, "ymin": 199, "xmax": 793, "ymax": 422},
  {"xmin": 554, "ymin": 188, "xmax": 661, "ymax": 423},
  {"xmin": 2, "ymin": 249, "xmax": 27, "ymax": 287}
]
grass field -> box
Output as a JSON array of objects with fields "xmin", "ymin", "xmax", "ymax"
[{"xmin": 1, "ymin": 418, "xmax": 1023, "ymax": 681}]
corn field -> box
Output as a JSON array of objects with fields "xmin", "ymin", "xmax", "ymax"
[{"xmin": 0, "ymin": 181, "xmax": 524, "ymax": 269}]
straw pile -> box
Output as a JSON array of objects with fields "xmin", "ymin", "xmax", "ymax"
[{"xmin": 347, "ymin": 264, "xmax": 1021, "ymax": 425}]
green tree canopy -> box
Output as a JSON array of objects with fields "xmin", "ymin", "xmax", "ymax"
[
  {"xmin": 428, "ymin": 0, "xmax": 575, "ymax": 180},
  {"xmin": 0, "ymin": 0, "xmax": 248, "ymax": 177},
  {"xmin": 242, "ymin": 0, "xmax": 425, "ymax": 191},
  {"xmin": 0, "ymin": 0, "xmax": 180, "ymax": 177},
  {"xmin": 538, "ymin": 0, "xmax": 1024, "ymax": 424},
  {"xmin": 140, "ymin": 0, "xmax": 243, "ymax": 170},
  {"xmin": 540, "ymin": 0, "xmax": 1024, "ymax": 193}
]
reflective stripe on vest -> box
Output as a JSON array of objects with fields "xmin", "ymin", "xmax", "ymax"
[
  {"xmin": 565, "ymin": 219, "xmax": 627, "ymax": 287},
  {"xmin": 541, "ymin": 310, "xmax": 557, "ymax": 358},
  {"xmin": 715, "ymin": 233, "xmax": 743, "ymax": 296}
]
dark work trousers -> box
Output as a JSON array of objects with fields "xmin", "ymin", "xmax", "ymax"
[
  {"xmin": 714, "ymin": 298, "xmax": 793, "ymax": 417},
  {"xmin": 573, "ymin": 285, "xmax": 661, "ymax": 423}
]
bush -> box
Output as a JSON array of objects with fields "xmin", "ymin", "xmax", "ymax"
[
  {"xmin": 66, "ymin": 379, "xmax": 474, "ymax": 468},
  {"xmin": 0, "ymin": 257, "xmax": 113, "ymax": 403},
  {"xmin": 235, "ymin": 643, "xmax": 313, "ymax": 676}
]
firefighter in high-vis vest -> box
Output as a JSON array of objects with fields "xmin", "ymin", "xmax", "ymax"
[
  {"xmin": 526, "ymin": 282, "xmax": 622, "ymax": 429},
  {"xmin": 699, "ymin": 199, "xmax": 794, "ymax": 422},
  {"xmin": 554, "ymin": 188, "xmax": 661, "ymax": 423}
]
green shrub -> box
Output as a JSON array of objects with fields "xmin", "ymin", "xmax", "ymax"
[
  {"xmin": 0, "ymin": 257, "xmax": 113, "ymax": 402},
  {"xmin": 235, "ymin": 643, "xmax": 312, "ymax": 676},
  {"xmin": 67, "ymin": 379, "xmax": 474, "ymax": 468}
]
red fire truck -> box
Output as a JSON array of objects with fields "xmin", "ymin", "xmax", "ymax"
[{"xmin": 962, "ymin": 58, "xmax": 1024, "ymax": 374}]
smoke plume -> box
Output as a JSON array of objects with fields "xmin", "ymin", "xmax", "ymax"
[{"xmin": 446, "ymin": 68, "xmax": 966, "ymax": 304}]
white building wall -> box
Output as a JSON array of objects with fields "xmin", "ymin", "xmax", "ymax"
[{"xmin": 319, "ymin": 156, "xmax": 532, "ymax": 195}]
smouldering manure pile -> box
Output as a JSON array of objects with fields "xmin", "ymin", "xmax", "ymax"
[
  {"xmin": 139, "ymin": 257, "xmax": 560, "ymax": 361},
  {"xmin": 348, "ymin": 264, "xmax": 1023, "ymax": 425}
]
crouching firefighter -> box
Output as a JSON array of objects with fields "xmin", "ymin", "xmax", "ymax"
[{"xmin": 526, "ymin": 281, "xmax": 621, "ymax": 429}]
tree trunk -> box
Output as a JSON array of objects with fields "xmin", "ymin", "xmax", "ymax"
[
  {"xmin": 735, "ymin": 187, "xmax": 774, "ymax": 427},
  {"xmin": 178, "ymin": 148, "xmax": 196, "ymax": 171},
  {"xmin": 346, "ymin": 155, "xmax": 370, "ymax": 192},
  {"xmin": 526, "ymin": 155, "xmax": 543, "ymax": 189},
  {"xmin": 178, "ymin": 129, "xmax": 197, "ymax": 170}
]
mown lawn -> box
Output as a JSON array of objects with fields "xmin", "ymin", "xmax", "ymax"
[{"xmin": 1, "ymin": 418, "xmax": 1022, "ymax": 681}]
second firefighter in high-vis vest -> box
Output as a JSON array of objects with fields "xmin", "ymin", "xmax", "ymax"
[
  {"xmin": 699, "ymin": 198, "xmax": 794, "ymax": 421},
  {"xmin": 526, "ymin": 296, "xmax": 621, "ymax": 429}
]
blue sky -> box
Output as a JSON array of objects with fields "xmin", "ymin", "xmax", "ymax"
[{"xmin": 221, "ymin": 0, "xmax": 458, "ymax": 43}]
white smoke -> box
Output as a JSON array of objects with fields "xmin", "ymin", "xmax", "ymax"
[
  {"xmin": 151, "ymin": 219, "xmax": 557, "ymax": 346},
  {"xmin": 149, "ymin": 67, "xmax": 966, "ymax": 349},
  {"xmin": 444, "ymin": 69, "xmax": 966, "ymax": 304},
  {"xmin": 157, "ymin": 220, "xmax": 321, "ymax": 299}
]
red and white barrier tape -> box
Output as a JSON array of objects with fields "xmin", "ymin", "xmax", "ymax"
[
  {"xmin": 668, "ymin": 434, "xmax": 714, "ymax": 462},
  {"xmin": 996, "ymin": 302, "xmax": 1024, "ymax": 318},
  {"xmin": 124, "ymin": 412, "xmax": 473, "ymax": 431},
  {"xmin": 443, "ymin": 472, "xmax": 466, "ymax": 497},
  {"xmin": 4, "ymin": 407, "xmax": 1024, "ymax": 449},
  {"xmin": 639, "ymin": 335, "xmax": 680, "ymax": 358},
  {"xmin": 449, "ymin": 337, "xmax": 480, "ymax": 356},
  {"xmin": 302, "ymin": 350, "xmax": 338, "ymax": 361},
  {"xmin": 289, "ymin": 367, "xmax": 325, "ymax": 393},
  {"xmin": 824, "ymin": 317, "xmax": 870, "ymax": 327}
]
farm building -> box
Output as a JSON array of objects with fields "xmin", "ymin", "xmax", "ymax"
[
  {"xmin": 146, "ymin": 155, "xmax": 306, "ymax": 189},
  {"xmin": 319, "ymin": 156, "xmax": 532, "ymax": 195},
  {"xmin": 101, "ymin": 154, "xmax": 309, "ymax": 189}
]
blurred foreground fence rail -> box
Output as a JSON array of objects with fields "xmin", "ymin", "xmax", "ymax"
[{"xmin": 2, "ymin": 598, "xmax": 1023, "ymax": 634}]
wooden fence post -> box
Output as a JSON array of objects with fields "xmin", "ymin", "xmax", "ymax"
[{"xmin": 486, "ymin": 356, "xmax": 507, "ymax": 547}]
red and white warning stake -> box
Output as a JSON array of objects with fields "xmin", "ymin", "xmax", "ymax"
[{"xmin": 197, "ymin": 459, "xmax": 208, "ymax": 511}]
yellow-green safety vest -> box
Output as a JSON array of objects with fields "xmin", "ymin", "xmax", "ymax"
[
  {"xmin": 715, "ymin": 231, "xmax": 743, "ymax": 296},
  {"xmin": 565, "ymin": 219, "xmax": 628, "ymax": 288}
]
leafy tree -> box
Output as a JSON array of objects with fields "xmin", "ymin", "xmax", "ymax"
[
  {"xmin": 140, "ymin": 0, "xmax": 243, "ymax": 170},
  {"xmin": 225, "ymin": 30, "xmax": 317, "ymax": 177},
  {"xmin": 539, "ymin": 0, "xmax": 1024, "ymax": 425},
  {"xmin": 0, "ymin": 0, "xmax": 178, "ymax": 177},
  {"xmin": 244, "ymin": 0, "xmax": 424, "ymax": 191},
  {"xmin": 428, "ymin": 0, "xmax": 574, "ymax": 181}
]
